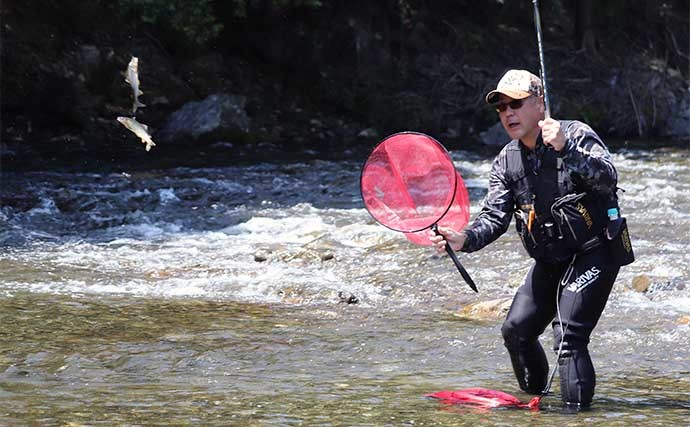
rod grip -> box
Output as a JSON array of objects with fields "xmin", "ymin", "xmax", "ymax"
[{"xmin": 432, "ymin": 224, "xmax": 478, "ymax": 293}]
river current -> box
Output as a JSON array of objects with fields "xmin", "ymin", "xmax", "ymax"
[{"xmin": 1, "ymin": 146, "xmax": 688, "ymax": 426}]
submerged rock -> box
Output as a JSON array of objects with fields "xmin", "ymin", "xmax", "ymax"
[
  {"xmin": 338, "ymin": 292, "xmax": 359, "ymax": 305},
  {"xmin": 254, "ymin": 248, "xmax": 272, "ymax": 262},
  {"xmin": 632, "ymin": 274, "xmax": 652, "ymax": 293},
  {"xmin": 457, "ymin": 298, "xmax": 512, "ymax": 320},
  {"xmin": 278, "ymin": 287, "xmax": 304, "ymax": 304}
]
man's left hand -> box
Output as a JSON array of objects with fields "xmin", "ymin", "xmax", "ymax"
[{"xmin": 538, "ymin": 118, "xmax": 566, "ymax": 151}]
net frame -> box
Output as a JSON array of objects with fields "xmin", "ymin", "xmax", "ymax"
[{"xmin": 359, "ymin": 132, "xmax": 459, "ymax": 234}]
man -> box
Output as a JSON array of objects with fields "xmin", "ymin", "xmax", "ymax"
[{"xmin": 430, "ymin": 69, "xmax": 621, "ymax": 408}]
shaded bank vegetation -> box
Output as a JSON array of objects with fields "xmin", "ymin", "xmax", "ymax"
[{"xmin": 1, "ymin": 0, "xmax": 688, "ymax": 171}]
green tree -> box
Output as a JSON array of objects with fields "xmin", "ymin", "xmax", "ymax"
[{"xmin": 117, "ymin": 0, "xmax": 223, "ymax": 45}]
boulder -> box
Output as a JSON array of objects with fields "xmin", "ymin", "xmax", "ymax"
[
  {"xmin": 479, "ymin": 122, "xmax": 510, "ymax": 146},
  {"xmin": 254, "ymin": 248, "xmax": 272, "ymax": 262},
  {"xmin": 457, "ymin": 298, "xmax": 512, "ymax": 320},
  {"xmin": 338, "ymin": 292, "xmax": 359, "ymax": 304},
  {"xmin": 631, "ymin": 274, "xmax": 651, "ymax": 293},
  {"xmin": 76, "ymin": 45, "xmax": 102, "ymax": 83},
  {"xmin": 158, "ymin": 94, "xmax": 251, "ymax": 142},
  {"xmin": 663, "ymin": 88, "xmax": 690, "ymax": 139}
]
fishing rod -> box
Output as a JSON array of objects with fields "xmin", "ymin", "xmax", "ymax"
[
  {"xmin": 532, "ymin": 0, "xmax": 551, "ymax": 119},
  {"xmin": 530, "ymin": 0, "xmax": 563, "ymax": 404}
]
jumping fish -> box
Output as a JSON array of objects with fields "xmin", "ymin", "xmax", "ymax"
[
  {"xmin": 117, "ymin": 116, "xmax": 156, "ymax": 151},
  {"xmin": 124, "ymin": 57, "xmax": 146, "ymax": 114}
]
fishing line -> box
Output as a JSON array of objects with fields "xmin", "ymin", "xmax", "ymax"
[{"xmin": 540, "ymin": 254, "xmax": 578, "ymax": 398}]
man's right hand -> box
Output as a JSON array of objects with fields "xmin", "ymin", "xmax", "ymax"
[{"xmin": 429, "ymin": 226, "xmax": 467, "ymax": 253}]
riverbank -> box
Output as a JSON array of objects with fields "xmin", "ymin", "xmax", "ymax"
[{"xmin": 2, "ymin": 1, "xmax": 688, "ymax": 173}]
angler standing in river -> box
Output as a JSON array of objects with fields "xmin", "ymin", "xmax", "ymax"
[{"xmin": 430, "ymin": 69, "xmax": 632, "ymax": 408}]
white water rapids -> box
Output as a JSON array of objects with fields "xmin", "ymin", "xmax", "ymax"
[{"xmin": 0, "ymin": 147, "xmax": 688, "ymax": 425}]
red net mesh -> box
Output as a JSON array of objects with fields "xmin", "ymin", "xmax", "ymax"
[
  {"xmin": 427, "ymin": 388, "xmax": 541, "ymax": 409},
  {"xmin": 404, "ymin": 170, "xmax": 470, "ymax": 246},
  {"xmin": 360, "ymin": 132, "xmax": 466, "ymax": 235}
]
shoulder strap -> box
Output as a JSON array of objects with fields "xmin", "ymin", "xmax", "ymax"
[
  {"xmin": 523, "ymin": 137, "xmax": 563, "ymax": 219},
  {"xmin": 504, "ymin": 141, "xmax": 524, "ymax": 181}
]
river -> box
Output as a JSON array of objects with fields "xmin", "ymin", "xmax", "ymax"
[{"xmin": 1, "ymin": 145, "xmax": 688, "ymax": 426}]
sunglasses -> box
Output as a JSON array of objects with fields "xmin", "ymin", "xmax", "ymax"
[{"xmin": 494, "ymin": 97, "xmax": 529, "ymax": 113}]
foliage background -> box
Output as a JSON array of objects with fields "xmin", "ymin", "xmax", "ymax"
[{"xmin": 1, "ymin": 0, "xmax": 688, "ymax": 170}]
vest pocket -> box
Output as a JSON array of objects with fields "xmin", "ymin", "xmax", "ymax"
[
  {"xmin": 514, "ymin": 205, "xmax": 581, "ymax": 262},
  {"xmin": 606, "ymin": 217, "xmax": 635, "ymax": 266},
  {"xmin": 514, "ymin": 209, "xmax": 546, "ymax": 260},
  {"xmin": 550, "ymin": 193, "xmax": 603, "ymax": 251}
]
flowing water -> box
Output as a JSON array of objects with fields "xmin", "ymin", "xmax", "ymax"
[{"xmin": 1, "ymin": 146, "xmax": 689, "ymax": 426}]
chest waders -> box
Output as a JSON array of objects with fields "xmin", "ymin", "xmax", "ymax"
[{"xmin": 500, "ymin": 135, "xmax": 620, "ymax": 407}]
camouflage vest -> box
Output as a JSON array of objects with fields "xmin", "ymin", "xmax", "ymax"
[{"xmin": 503, "ymin": 122, "xmax": 609, "ymax": 262}]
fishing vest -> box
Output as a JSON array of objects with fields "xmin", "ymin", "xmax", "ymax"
[{"xmin": 503, "ymin": 124, "xmax": 609, "ymax": 262}]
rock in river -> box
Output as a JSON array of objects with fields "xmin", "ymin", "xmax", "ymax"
[
  {"xmin": 457, "ymin": 298, "xmax": 512, "ymax": 321},
  {"xmin": 159, "ymin": 93, "xmax": 251, "ymax": 142}
]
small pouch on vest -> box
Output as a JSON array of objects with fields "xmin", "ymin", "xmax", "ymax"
[
  {"xmin": 514, "ymin": 209, "xmax": 573, "ymax": 261},
  {"xmin": 605, "ymin": 216, "xmax": 635, "ymax": 266},
  {"xmin": 515, "ymin": 209, "xmax": 544, "ymax": 260},
  {"xmin": 550, "ymin": 192, "xmax": 599, "ymax": 251}
]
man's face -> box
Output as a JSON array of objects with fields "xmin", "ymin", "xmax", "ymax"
[{"xmin": 496, "ymin": 94, "xmax": 544, "ymax": 142}]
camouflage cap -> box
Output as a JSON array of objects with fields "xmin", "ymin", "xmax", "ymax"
[{"xmin": 485, "ymin": 70, "xmax": 543, "ymax": 104}]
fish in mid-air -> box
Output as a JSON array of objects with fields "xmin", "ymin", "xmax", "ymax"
[
  {"xmin": 124, "ymin": 57, "xmax": 146, "ymax": 114},
  {"xmin": 117, "ymin": 116, "xmax": 156, "ymax": 151}
]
